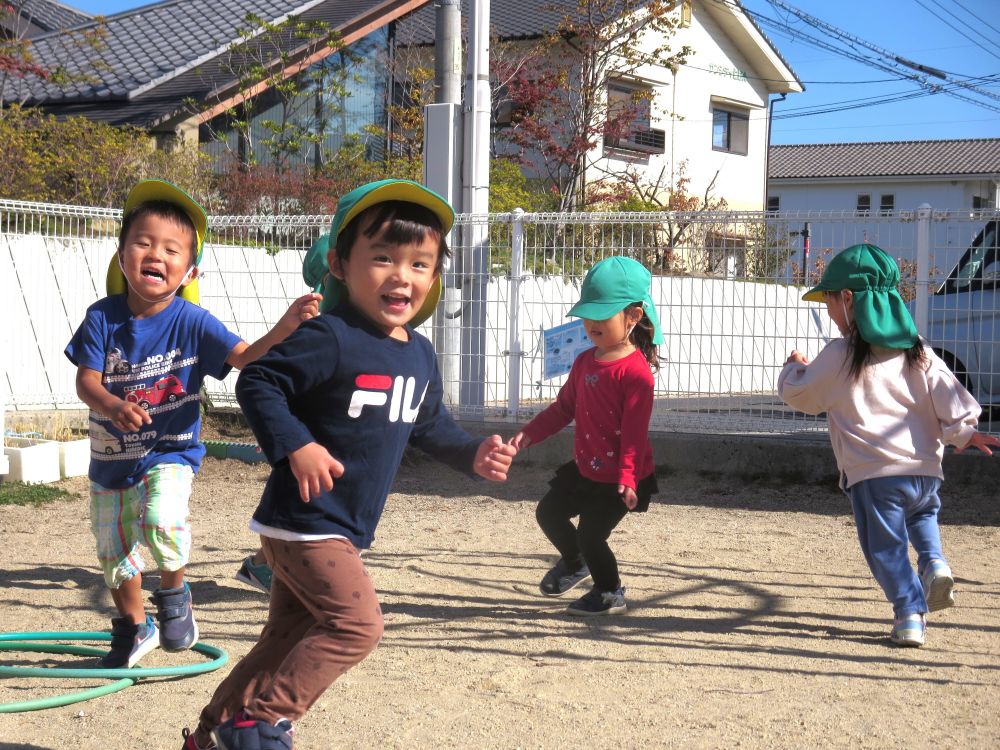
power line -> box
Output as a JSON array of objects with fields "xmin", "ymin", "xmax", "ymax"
[{"xmin": 731, "ymin": 0, "xmax": 1000, "ymax": 113}]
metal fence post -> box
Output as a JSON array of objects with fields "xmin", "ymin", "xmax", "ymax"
[
  {"xmin": 915, "ymin": 203, "xmax": 931, "ymax": 335},
  {"xmin": 506, "ymin": 208, "xmax": 524, "ymax": 418}
]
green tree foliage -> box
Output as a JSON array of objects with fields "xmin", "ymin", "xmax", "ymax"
[{"xmin": 0, "ymin": 105, "xmax": 209, "ymax": 206}]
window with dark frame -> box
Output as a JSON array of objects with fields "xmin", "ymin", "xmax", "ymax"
[
  {"xmin": 605, "ymin": 80, "xmax": 665, "ymax": 155},
  {"xmin": 879, "ymin": 194, "xmax": 895, "ymax": 215},
  {"xmin": 712, "ymin": 107, "xmax": 748, "ymax": 155},
  {"xmin": 766, "ymin": 196, "xmax": 780, "ymax": 213},
  {"xmin": 856, "ymin": 193, "xmax": 871, "ymax": 216}
]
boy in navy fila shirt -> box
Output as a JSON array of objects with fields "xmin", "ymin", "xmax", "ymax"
[{"xmin": 181, "ymin": 180, "xmax": 516, "ymax": 750}]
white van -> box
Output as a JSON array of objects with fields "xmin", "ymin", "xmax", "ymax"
[{"xmin": 917, "ymin": 220, "xmax": 999, "ymax": 406}]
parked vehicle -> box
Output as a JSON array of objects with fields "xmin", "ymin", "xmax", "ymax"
[
  {"xmin": 124, "ymin": 375, "xmax": 185, "ymax": 410},
  {"xmin": 915, "ymin": 220, "xmax": 999, "ymax": 406}
]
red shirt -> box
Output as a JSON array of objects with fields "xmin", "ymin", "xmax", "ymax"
[{"xmin": 522, "ymin": 348, "xmax": 655, "ymax": 490}]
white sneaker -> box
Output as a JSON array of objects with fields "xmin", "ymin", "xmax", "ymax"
[{"xmin": 921, "ymin": 559, "xmax": 955, "ymax": 613}]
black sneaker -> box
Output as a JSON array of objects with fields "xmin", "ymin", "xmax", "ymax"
[
  {"xmin": 566, "ymin": 586, "xmax": 627, "ymax": 616},
  {"xmin": 539, "ymin": 560, "xmax": 591, "ymax": 596},
  {"xmin": 151, "ymin": 582, "xmax": 199, "ymax": 652},
  {"xmin": 99, "ymin": 614, "xmax": 159, "ymax": 668},
  {"xmin": 211, "ymin": 710, "xmax": 293, "ymax": 750},
  {"xmin": 235, "ymin": 555, "xmax": 273, "ymax": 594}
]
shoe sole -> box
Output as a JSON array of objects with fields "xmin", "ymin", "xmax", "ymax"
[
  {"xmin": 539, "ymin": 573, "xmax": 592, "ymax": 597},
  {"xmin": 925, "ymin": 573, "xmax": 955, "ymax": 613},
  {"xmin": 235, "ymin": 568, "xmax": 270, "ymax": 595},
  {"xmin": 565, "ymin": 603, "xmax": 627, "ymax": 616},
  {"xmin": 890, "ymin": 633, "xmax": 924, "ymax": 647}
]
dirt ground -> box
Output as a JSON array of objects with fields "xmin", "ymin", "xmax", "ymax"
[{"xmin": 2, "ymin": 422, "xmax": 1000, "ymax": 749}]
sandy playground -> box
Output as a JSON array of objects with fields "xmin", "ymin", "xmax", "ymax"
[{"xmin": 1, "ymin": 420, "xmax": 999, "ymax": 750}]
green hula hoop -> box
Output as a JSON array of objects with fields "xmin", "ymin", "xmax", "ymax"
[{"xmin": 0, "ymin": 631, "xmax": 228, "ymax": 713}]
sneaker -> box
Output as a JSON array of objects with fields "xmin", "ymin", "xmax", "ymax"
[
  {"xmin": 235, "ymin": 555, "xmax": 273, "ymax": 594},
  {"xmin": 99, "ymin": 614, "xmax": 159, "ymax": 668},
  {"xmin": 921, "ymin": 559, "xmax": 955, "ymax": 613},
  {"xmin": 211, "ymin": 710, "xmax": 294, "ymax": 750},
  {"xmin": 151, "ymin": 582, "xmax": 199, "ymax": 652},
  {"xmin": 566, "ymin": 586, "xmax": 627, "ymax": 616},
  {"xmin": 539, "ymin": 560, "xmax": 591, "ymax": 596},
  {"xmin": 890, "ymin": 613, "xmax": 926, "ymax": 647},
  {"xmin": 181, "ymin": 728, "xmax": 217, "ymax": 750}
]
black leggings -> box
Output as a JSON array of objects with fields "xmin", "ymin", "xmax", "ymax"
[{"xmin": 535, "ymin": 463, "xmax": 636, "ymax": 592}]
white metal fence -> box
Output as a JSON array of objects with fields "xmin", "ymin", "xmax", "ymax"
[{"xmin": 3, "ymin": 199, "xmax": 997, "ymax": 437}]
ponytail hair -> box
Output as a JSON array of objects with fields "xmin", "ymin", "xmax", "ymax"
[{"xmin": 627, "ymin": 302, "xmax": 661, "ymax": 372}]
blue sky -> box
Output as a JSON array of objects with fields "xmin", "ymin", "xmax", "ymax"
[{"xmin": 71, "ymin": 0, "xmax": 1000, "ymax": 146}]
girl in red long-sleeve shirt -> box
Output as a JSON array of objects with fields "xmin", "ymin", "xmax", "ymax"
[{"xmin": 510, "ymin": 256, "xmax": 662, "ymax": 615}]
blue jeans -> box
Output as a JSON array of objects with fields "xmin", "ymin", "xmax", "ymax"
[{"xmin": 847, "ymin": 475, "xmax": 945, "ymax": 618}]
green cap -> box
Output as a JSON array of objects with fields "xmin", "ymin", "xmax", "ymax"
[
  {"xmin": 567, "ymin": 256, "xmax": 664, "ymax": 345},
  {"xmin": 302, "ymin": 179, "xmax": 453, "ymax": 326},
  {"xmin": 803, "ymin": 243, "xmax": 918, "ymax": 349}
]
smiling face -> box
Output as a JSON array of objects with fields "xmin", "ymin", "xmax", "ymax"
[
  {"xmin": 330, "ymin": 215, "xmax": 440, "ymax": 340},
  {"xmin": 118, "ymin": 211, "xmax": 197, "ymax": 315}
]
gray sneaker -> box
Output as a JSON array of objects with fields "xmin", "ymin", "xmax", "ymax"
[
  {"xmin": 566, "ymin": 586, "xmax": 627, "ymax": 616},
  {"xmin": 539, "ymin": 560, "xmax": 591, "ymax": 596},
  {"xmin": 921, "ymin": 559, "xmax": 955, "ymax": 612}
]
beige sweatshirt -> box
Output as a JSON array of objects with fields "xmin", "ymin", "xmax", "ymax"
[{"xmin": 778, "ymin": 340, "xmax": 981, "ymax": 487}]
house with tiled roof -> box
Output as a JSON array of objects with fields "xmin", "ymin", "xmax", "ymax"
[
  {"xmin": 1, "ymin": 0, "xmax": 91, "ymax": 38},
  {"xmin": 4, "ymin": 0, "xmax": 802, "ymax": 210},
  {"xmin": 767, "ymin": 138, "xmax": 1000, "ymax": 215}
]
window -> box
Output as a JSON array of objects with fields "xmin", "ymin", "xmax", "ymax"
[
  {"xmin": 766, "ymin": 196, "xmax": 780, "ymax": 213},
  {"xmin": 712, "ymin": 107, "xmax": 748, "ymax": 155},
  {"xmin": 856, "ymin": 193, "xmax": 871, "ymax": 216},
  {"xmin": 973, "ymin": 195, "xmax": 995, "ymax": 210},
  {"xmin": 879, "ymin": 194, "xmax": 895, "ymax": 215},
  {"xmin": 605, "ymin": 81, "xmax": 665, "ymax": 154}
]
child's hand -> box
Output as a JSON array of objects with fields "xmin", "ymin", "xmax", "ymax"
[
  {"xmin": 109, "ymin": 399, "xmax": 152, "ymax": 432},
  {"xmin": 508, "ymin": 431, "xmax": 532, "ymax": 451},
  {"xmin": 618, "ymin": 484, "xmax": 638, "ymax": 510},
  {"xmin": 785, "ymin": 350, "xmax": 809, "ymax": 366},
  {"xmin": 956, "ymin": 431, "xmax": 1000, "ymax": 456},
  {"xmin": 474, "ymin": 434, "xmax": 516, "ymax": 481},
  {"xmin": 288, "ymin": 442, "xmax": 345, "ymax": 502},
  {"xmin": 277, "ymin": 293, "xmax": 323, "ymax": 334}
]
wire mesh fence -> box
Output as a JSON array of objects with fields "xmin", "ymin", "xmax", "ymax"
[{"xmin": 3, "ymin": 199, "xmax": 997, "ymax": 439}]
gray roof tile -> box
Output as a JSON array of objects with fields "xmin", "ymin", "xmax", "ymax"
[
  {"xmin": 768, "ymin": 139, "xmax": 1000, "ymax": 179},
  {"xmin": 13, "ymin": 0, "xmax": 91, "ymax": 34}
]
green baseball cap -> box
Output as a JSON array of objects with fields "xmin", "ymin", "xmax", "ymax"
[
  {"xmin": 803, "ymin": 243, "xmax": 918, "ymax": 349},
  {"xmin": 567, "ymin": 256, "xmax": 664, "ymax": 344},
  {"xmin": 302, "ymin": 179, "xmax": 453, "ymax": 326}
]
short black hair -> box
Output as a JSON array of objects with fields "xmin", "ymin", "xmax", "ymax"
[
  {"xmin": 117, "ymin": 200, "xmax": 199, "ymax": 264},
  {"xmin": 334, "ymin": 200, "xmax": 450, "ymax": 272}
]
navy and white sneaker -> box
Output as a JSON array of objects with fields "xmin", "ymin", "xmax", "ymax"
[
  {"xmin": 566, "ymin": 586, "xmax": 627, "ymax": 616},
  {"xmin": 921, "ymin": 559, "xmax": 955, "ymax": 612},
  {"xmin": 212, "ymin": 710, "xmax": 294, "ymax": 750},
  {"xmin": 152, "ymin": 582, "xmax": 199, "ymax": 652},
  {"xmin": 539, "ymin": 560, "xmax": 591, "ymax": 596},
  {"xmin": 99, "ymin": 614, "xmax": 159, "ymax": 668}
]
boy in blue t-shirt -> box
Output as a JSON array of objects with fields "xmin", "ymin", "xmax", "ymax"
[
  {"xmin": 65, "ymin": 179, "xmax": 320, "ymax": 669},
  {"xmin": 179, "ymin": 179, "xmax": 516, "ymax": 750}
]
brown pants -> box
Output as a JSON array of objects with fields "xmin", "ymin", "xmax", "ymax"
[{"xmin": 196, "ymin": 536, "xmax": 383, "ymax": 736}]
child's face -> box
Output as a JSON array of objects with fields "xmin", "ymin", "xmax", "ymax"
[
  {"xmin": 824, "ymin": 290, "xmax": 854, "ymax": 335},
  {"xmin": 330, "ymin": 216, "xmax": 440, "ymax": 339},
  {"xmin": 118, "ymin": 212, "xmax": 197, "ymax": 306},
  {"xmin": 582, "ymin": 307, "xmax": 642, "ymax": 351}
]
